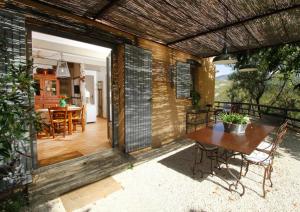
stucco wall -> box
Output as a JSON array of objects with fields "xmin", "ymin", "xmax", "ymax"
[{"xmin": 116, "ymin": 39, "xmax": 215, "ymax": 149}]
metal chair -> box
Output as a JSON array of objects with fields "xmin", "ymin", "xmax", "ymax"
[
  {"xmin": 193, "ymin": 142, "xmax": 220, "ymax": 177},
  {"xmin": 256, "ymin": 120, "xmax": 288, "ymax": 153},
  {"xmin": 240, "ymin": 121, "xmax": 288, "ymax": 197}
]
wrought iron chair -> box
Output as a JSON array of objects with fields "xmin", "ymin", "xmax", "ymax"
[
  {"xmin": 256, "ymin": 120, "xmax": 288, "ymax": 153},
  {"xmin": 192, "ymin": 116, "xmax": 220, "ymax": 177},
  {"xmin": 193, "ymin": 142, "xmax": 220, "ymax": 177},
  {"xmin": 240, "ymin": 121, "xmax": 288, "ymax": 197}
]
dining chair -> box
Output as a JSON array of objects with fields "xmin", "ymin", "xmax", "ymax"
[
  {"xmin": 193, "ymin": 142, "xmax": 220, "ymax": 178},
  {"xmin": 72, "ymin": 105, "xmax": 86, "ymax": 132},
  {"xmin": 48, "ymin": 107, "xmax": 68, "ymax": 138},
  {"xmin": 256, "ymin": 120, "xmax": 288, "ymax": 153},
  {"xmin": 240, "ymin": 121, "xmax": 288, "ymax": 197},
  {"xmin": 192, "ymin": 116, "xmax": 220, "ymax": 177}
]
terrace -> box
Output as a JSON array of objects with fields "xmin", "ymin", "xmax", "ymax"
[{"xmin": 0, "ymin": 0, "xmax": 300, "ymax": 211}]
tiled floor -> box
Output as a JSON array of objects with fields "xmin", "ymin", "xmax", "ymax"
[{"xmin": 37, "ymin": 118, "xmax": 111, "ymax": 167}]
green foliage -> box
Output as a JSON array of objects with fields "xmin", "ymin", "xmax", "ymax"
[
  {"xmin": 0, "ymin": 191, "xmax": 27, "ymax": 212},
  {"xmin": 0, "ymin": 40, "xmax": 41, "ymax": 160},
  {"xmin": 190, "ymin": 90, "xmax": 201, "ymax": 108},
  {"xmin": 227, "ymin": 43, "xmax": 300, "ymax": 106},
  {"xmin": 219, "ymin": 113, "xmax": 250, "ymax": 124}
]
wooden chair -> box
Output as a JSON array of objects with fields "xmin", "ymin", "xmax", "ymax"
[
  {"xmin": 240, "ymin": 121, "xmax": 288, "ymax": 197},
  {"xmin": 48, "ymin": 107, "xmax": 68, "ymax": 138},
  {"xmin": 72, "ymin": 105, "xmax": 86, "ymax": 132}
]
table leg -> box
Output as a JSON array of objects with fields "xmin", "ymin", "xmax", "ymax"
[
  {"xmin": 225, "ymin": 152, "xmax": 245, "ymax": 196},
  {"xmin": 68, "ymin": 111, "xmax": 72, "ymax": 135}
]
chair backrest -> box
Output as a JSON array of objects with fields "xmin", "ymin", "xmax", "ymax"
[
  {"xmin": 269, "ymin": 120, "xmax": 288, "ymax": 154},
  {"xmin": 48, "ymin": 107, "xmax": 68, "ymax": 123}
]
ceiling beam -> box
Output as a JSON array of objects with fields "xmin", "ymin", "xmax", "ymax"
[
  {"xmin": 217, "ymin": 0, "xmax": 261, "ymax": 46},
  {"xmin": 93, "ymin": 0, "xmax": 123, "ymax": 20},
  {"xmin": 167, "ymin": 4, "xmax": 300, "ymax": 45}
]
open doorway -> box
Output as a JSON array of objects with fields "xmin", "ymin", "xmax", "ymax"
[{"xmin": 31, "ymin": 31, "xmax": 113, "ymax": 167}]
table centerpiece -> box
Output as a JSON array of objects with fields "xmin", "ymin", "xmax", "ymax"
[{"xmin": 220, "ymin": 113, "xmax": 250, "ymax": 134}]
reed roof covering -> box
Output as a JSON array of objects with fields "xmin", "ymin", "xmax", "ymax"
[{"xmin": 11, "ymin": 0, "xmax": 300, "ymax": 57}]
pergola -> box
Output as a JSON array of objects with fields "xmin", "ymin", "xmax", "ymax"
[{"xmin": 5, "ymin": 0, "xmax": 300, "ymax": 57}]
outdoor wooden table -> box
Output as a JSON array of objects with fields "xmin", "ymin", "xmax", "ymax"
[
  {"xmin": 186, "ymin": 122, "xmax": 275, "ymax": 195},
  {"xmin": 37, "ymin": 106, "xmax": 82, "ymax": 135}
]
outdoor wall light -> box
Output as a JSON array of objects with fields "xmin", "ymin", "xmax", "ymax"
[{"xmin": 56, "ymin": 53, "xmax": 70, "ymax": 78}]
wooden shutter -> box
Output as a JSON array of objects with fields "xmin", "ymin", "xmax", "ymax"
[
  {"xmin": 0, "ymin": 11, "xmax": 26, "ymax": 69},
  {"xmin": 176, "ymin": 62, "xmax": 191, "ymax": 98},
  {"xmin": 124, "ymin": 44, "xmax": 152, "ymax": 152}
]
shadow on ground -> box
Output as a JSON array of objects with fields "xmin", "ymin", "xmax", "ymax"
[
  {"xmin": 158, "ymin": 145, "xmax": 243, "ymax": 192},
  {"xmin": 279, "ymin": 130, "xmax": 300, "ymax": 161}
]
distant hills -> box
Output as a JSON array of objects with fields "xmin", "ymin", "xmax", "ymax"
[{"xmin": 215, "ymin": 74, "xmax": 231, "ymax": 101}]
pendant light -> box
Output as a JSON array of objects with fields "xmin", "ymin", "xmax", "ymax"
[
  {"xmin": 213, "ymin": 8, "xmax": 237, "ymax": 65},
  {"xmin": 56, "ymin": 52, "xmax": 70, "ymax": 78},
  {"xmin": 238, "ymin": 34, "xmax": 257, "ymax": 72}
]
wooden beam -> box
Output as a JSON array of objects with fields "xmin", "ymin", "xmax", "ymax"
[
  {"xmin": 93, "ymin": 0, "xmax": 123, "ymax": 20},
  {"xmin": 217, "ymin": 0, "xmax": 261, "ymax": 46},
  {"xmin": 167, "ymin": 4, "xmax": 300, "ymax": 45}
]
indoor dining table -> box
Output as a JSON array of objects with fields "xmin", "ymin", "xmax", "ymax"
[
  {"xmin": 186, "ymin": 122, "xmax": 275, "ymax": 196},
  {"xmin": 37, "ymin": 106, "xmax": 82, "ymax": 135}
]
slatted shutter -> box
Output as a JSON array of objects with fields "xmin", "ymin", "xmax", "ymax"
[
  {"xmin": 124, "ymin": 44, "xmax": 152, "ymax": 152},
  {"xmin": 176, "ymin": 62, "xmax": 192, "ymax": 98},
  {"xmin": 0, "ymin": 10, "xmax": 32, "ymax": 188}
]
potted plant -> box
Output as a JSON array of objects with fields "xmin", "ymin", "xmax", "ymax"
[
  {"xmin": 187, "ymin": 90, "xmax": 201, "ymax": 112},
  {"xmin": 59, "ymin": 96, "xmax": 68, "ymax": 107},
  {"xmin": 220, "ymin": 113, "xmax": 250, "ymax": 134}
]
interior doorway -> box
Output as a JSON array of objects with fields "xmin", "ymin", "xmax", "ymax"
[{"xmin": 31, "ymin": 31, "xmax": 113, "ymax": 167}]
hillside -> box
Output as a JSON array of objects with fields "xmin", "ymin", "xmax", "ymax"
[{"xmin": 215, "ymin": 74, "xmax": 231, "ymax": 102}]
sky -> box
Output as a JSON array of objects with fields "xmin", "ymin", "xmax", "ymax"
[{"xmin": 215, "ymin": 64, "xmax": 234, "ymax": 77}]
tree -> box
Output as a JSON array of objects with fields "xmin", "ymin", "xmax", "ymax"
[{"xmin": 228, "ymin": 43, "xmax": 300, "ymax": 105}]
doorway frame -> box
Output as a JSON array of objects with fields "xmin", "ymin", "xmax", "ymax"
[{"xmin": 26, "ymin": 24, "xmax": 118, "ymax": 169}]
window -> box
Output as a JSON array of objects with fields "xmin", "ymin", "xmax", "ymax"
[{"xmin": 176, "ymin": 61, "xmax": 192, "ymax": 98}]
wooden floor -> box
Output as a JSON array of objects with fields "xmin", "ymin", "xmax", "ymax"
[{"xmin": 37, "ymin": 118, "xmax": 111, "ymax": 167}]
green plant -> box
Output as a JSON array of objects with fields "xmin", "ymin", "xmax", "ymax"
[
  {"xmin": 0, "ymin": 38, "xmax": 41, "ymax": 190},
  {"xmin": 190, "ymin": 90, "xmax": 201, "ymax": 108},
  {"xmin": 219, "ymin": 113, "xmax": 250, "ymax": 124}
]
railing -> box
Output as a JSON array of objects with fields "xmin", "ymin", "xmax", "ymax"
[{"xmin": 214, "ymin": 101, "xmax": 300, "ymax": 129}]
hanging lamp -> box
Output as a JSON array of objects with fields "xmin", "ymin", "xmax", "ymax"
[
  {"xmin": 56, "ymin": 52, "xmax": 70, "ymax": 78},
  {"xmin": 238, "ymin": 35, "xmax": 257, "ymax": 72},
  {"xmin": 213, "ymin": 8, "xmax": 237, "ymax": 65},
  {"xmin": 213, "ymin": 47, "xmax": 237, "ymax": 64}
]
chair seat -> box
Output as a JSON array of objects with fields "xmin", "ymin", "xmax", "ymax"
[
  {"xmin": 196, "ymin": 143, "xmax": 218, "ymax": 151},
  {"xmin": 245, "ymin": 150, "xmax": 271, "ymax": 165},
  {"xmin": 53, "ymin": 119, "xmax": 68, "ymax": 123},
  {"xmin": 256, "ymin": 141, "xmax": 273, "ymax": 152}
]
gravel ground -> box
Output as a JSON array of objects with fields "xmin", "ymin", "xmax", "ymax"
[
  {"xmin": 35, "ymin": 130, "xmax": 300, "ymax": 212},
  {"xmin": 74, "ymin": 130, "xmax": 300, "ymax": 212}
]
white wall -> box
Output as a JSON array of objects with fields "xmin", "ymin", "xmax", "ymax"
[{"xmin": 84, "ymin": 65, "xmax": 107, "ymax": 118}]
